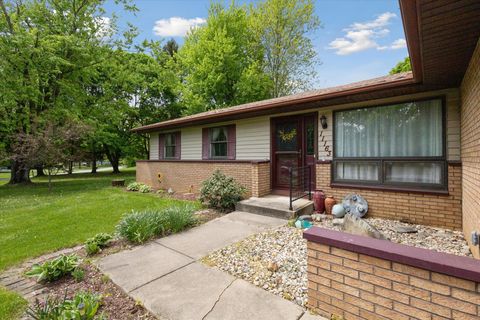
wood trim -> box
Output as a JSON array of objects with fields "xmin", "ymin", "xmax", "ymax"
[
  {"xmin": 400, "ymin": 0, "xmax": 423, "ymax": 83},
  {"xmin": 136, "ymin": 159, "xmax": 270, "ymax": 164},
  {"xmin": 303, "ymin": 227, "xmax": 480, "ymax": 283},
  {"xmin": 330, "ymin": 182, "xmax": 449, "ymax": 196}
]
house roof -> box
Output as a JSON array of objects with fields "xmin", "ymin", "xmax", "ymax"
[{"xmin": 133, "ymin": 0, "xmax": 480, "ymax": 133}]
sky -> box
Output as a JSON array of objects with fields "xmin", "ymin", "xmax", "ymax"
[{"xmin": 104, "ymin": 0, "xmax": 409, "ymax": 89}]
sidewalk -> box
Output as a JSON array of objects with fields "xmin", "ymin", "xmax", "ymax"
[{"xmin": 97, "ymin": 212, "xmax": 325, "ymax": 320}]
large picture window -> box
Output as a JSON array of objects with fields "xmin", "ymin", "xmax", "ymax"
[{"xmin": 333, "ymin": 98, "xmax": 446, "ymax": 189}]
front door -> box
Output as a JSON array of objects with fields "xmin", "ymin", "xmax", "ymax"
[{"xmin": 272, "ymin": 113, "xmax": 317, "ymax": 190}]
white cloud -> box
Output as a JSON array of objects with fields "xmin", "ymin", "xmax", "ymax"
[
  {"xmin": 390, "ymin": 38, "xmax": 407, "ymax": 49},
  {"xmin": 95, "ymin": 16, "xmax": 112, "ymax": 39},
  {"xmin": 153, "ymin": 17, "xmax": 206, "ymax": 37},
  {"xmin": 328, "ymin": 12, "xmax": 406, "ymax": 55}
]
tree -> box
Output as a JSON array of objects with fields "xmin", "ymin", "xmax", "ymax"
[
  {"xmin": 178, "ymin": 2, "xmax": 273, "ymax": 114},
  {"xmin": 9, "ymin": 121, "xmax": 89, "ymax": 190},
  {"xmin": 163, "ymin": 38, "xmax": 179, "ymax": 57},
  {"xmin": 252, "ymin": 0, "xmax": 321, "ymax": 97},
  {"xmin": 390, "ymin": 57, "xmax": 411, "ymax": 74},
  {"xmin": 0, "ymin": 0, "xmax": 138, "ymax": 183}
]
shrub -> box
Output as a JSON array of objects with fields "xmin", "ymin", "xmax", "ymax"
[
  {"xmin": 139, "ymin": 184, "xmax": 152, "ymax": 193},
  {"xmin": 199, "ymin": 170, "xmax": 246, "ymax": 211},
  {"xmin": 85, "ymin": 233, "xmax": 113, "ymax": 255},
  {"xmin": 126, "ymin": 182, "xmax": 142, "ymax": 191},
  {"xmin": 116, "ymin": 205, "xmax": 197, "ymax": 244},
  {"xmin": 26, "ymin": 254, "xmax": 80, "ymax": 282},
  {"xmin": 27, "ymin": 291, "xmax": 103, "ymax": 320}
]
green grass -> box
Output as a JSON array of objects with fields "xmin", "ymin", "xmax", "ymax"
[
  {"xmin": 0, "ymin": 167, "xmax": 198, "ymax": 271},
  {"xmin": 0, "ymin": 286, "xmax": 27, "ymax": 319}
]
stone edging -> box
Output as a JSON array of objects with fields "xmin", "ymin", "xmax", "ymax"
[{"xmin": 303, "ymin": 227, "xmax": 480, "ymax": 283}]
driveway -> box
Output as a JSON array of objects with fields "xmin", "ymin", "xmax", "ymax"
[{"xmin": 97, "ymin": 211, "xmax": 324, "ymax": 320}]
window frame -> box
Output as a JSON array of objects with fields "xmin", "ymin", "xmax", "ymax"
[
  {"xmin": 209, "ymin": 126, "xmax": 229, "ymax": 159},
  {"xmin": 164, "ymin": 132, "xmax": 177, "ymax": 159},
  {"xmin": 331, "ymin": 96, "xmax": 448, "ymax": 192}
]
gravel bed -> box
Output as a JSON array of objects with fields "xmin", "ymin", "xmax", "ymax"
[
  {"xmin": 204, "ymin": 217, "xmax": 471, "ymax": 309},
  {"xmin": 315, "ymin": 217, "xmax": 472, "ymax": 257}
]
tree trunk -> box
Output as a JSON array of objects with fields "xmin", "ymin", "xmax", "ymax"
[
  {"xmin": 9, "ymin": 160, "xmax": 31, "ymax": 184},
  {"xmin": 35, "ymin": 164, "xmax": 45, "ymax": 176},
  {"xmin": 105, "ymin": 150, "xmax": 120, "ymax": 174},
  {"xmin": 91, "ymin": 155, "xmax": 97, "ymax": 174},
  {"xmin": 68, "ymin": 161, "xmax": 73, "ymax": 174}
]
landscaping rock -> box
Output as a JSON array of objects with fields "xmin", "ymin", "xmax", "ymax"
[
  {"xmin": 332, "ymin": 218, "xmax": 344, "ymax": 226},
  {"xmin": 311, "ymin": 214, "xmax": 327, "ymax": 222},
  {"xmin": 341, "ymin": 214, "xmax": 387, "ymax": 240},
  {"xmin": 395, "ymin": 226, "xmax": 418, "ymax": 234}
]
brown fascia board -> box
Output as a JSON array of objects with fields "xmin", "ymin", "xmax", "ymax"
[
  {"xmin": 399, "ymin": 0, "xmax": 423, "ymax": 83},
  {"xmin": 132, "ymin": 0, "xmax": 423, "ymax": 134}
]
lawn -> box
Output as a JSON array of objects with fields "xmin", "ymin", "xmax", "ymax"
[
  {"xmin": 0, "ymin": 167, "xmax": 199, "ymax": 319},
  {"xmin": 0, "ymin": 287, "xmax": 27, "ymax": 319},
  {"xmin": 0, "ymin": 168, "xmax": 197, "ymax": 271}
]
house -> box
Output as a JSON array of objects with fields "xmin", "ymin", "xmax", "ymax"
[{"xmin": 133, "ymin": 0, "xmax": 480, "ymax": 258}]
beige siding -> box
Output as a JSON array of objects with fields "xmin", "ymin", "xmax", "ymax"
[
  {"xmin": 149, "ymin": 134, "xmax": 159, "ymax": 160},
  {"xmin": 181, "ymin": 127, "xmax": 202, "ymax": 160},
  {"xmin": 236, "ymin": 117, "xmax": 270, "ymax": 160}
]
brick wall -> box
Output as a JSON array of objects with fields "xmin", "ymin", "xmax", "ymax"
[
  {"xmin": 461, "ymin": 39, "xmax": 480, "ymax": 258},
  {"xmin": 316, "ymin": 163, "xmax": 462, "ymax": 229},
  {"xmin": 136, "ymin": 160, "xmax": 271, "ymax": 197},
  {"xmin": 305, "ymin": 228, "xmax": 480, "ymax": 320}
]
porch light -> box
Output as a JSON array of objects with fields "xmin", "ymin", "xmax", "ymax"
[{"xmin": 320, "ymin": 115, "xmax": 328, "ymax": 129}]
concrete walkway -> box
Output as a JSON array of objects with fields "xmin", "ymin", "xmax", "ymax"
[{"xmin": 97, "ymin": 212, "xmax": 324, "ymax": 320}]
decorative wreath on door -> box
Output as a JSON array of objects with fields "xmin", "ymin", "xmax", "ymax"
[{"xmin": 279, "ymin": 128, "xmax": 297, "ymax": 142}]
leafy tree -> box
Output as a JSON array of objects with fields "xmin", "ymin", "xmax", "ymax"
[
  {"xmin": 252, "ymin": 0, "xmax": 321, "ymax": 97},
  {"xmin": 390, "ymin": 57, "xmax": 411, "ymax": 74},
  {"xmin": 178, "ymin": 2, "xmax": 273, "ymax": 114},
  {"xmin": 0, "ymin": 0, "xmax": 137, "ymax": 183}
]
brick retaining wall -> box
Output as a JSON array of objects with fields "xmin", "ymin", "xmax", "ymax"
[
  {"xmin": 316, "ymin": 163, "xmax": 462, "ymax": 229},
  {"xmin": 136, "ymin": 160, "xmax": 270, "ymax": 197},
  {"xmin": 304, "ymin": 227, "xmax": 480, "ymax": 320}
]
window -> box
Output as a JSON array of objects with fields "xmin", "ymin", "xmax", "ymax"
[
  {"xmin": 164, "ymin": 133, "xmax": 176, "ymax": 158},
  {"xmin": 333, "ymin": 98, "xmax": 446, "ymax": 189},
  {"xmin": 210, "ymin": 127, "xmax": 228, "ymax": 158},
  {"xmin": 159, "ymin": 131, "xmax": 180, "ymax": 160}
]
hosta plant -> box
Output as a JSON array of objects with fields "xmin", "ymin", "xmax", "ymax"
[
  {"xmin": 26, "ymin": 254, "xmax": 80, "ymax": 282},
  {"xmin": 85, "ymin": 233, "xmax": 113, "ymax": 255}
]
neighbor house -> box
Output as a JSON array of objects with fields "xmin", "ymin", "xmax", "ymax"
[{"xmin": 133, "ymin": 0, "xmax": 480, "ymax": 258}]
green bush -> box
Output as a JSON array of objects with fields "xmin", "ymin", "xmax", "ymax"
[
  {"xmin": 139, "ymin": 184, "xmax": 152, "ymax": 193},
  {"xmin": 26, "ymin": 254, "xmax": 80, "ymax": 282},
  {"xmin": 85, "ymin": 233, "xmax": 113, "ymax": 255},
  {"xmin": 199, "ymin": 170, "xmax": 246, "ymax": 211},
  {"xmin": 116, "ymin": 204, "xmax": 197, "ymax": 244},
  {"xmin": 27, "ymin": 291, "xmax": 103, "ymax": 320}
]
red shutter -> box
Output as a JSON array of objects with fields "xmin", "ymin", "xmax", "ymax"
[
  {"xmin": 227, "ymin": 124, "xmax": 236, "ymax": 160},
  {"xmin": 202, "ymin": 128, "xmax": 210, "ymax": 160},
  {"xmin": 175, "ymin": 131, "xmax": 181, "ymax": 160},
  {"xmin": 158, "ymin": 134, "xmax": 165, "ymax": 160}
]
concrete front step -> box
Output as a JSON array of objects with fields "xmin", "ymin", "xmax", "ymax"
[{"xmin": 236, "ymin": 195, "xmax": 314, "ymax": 219}]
